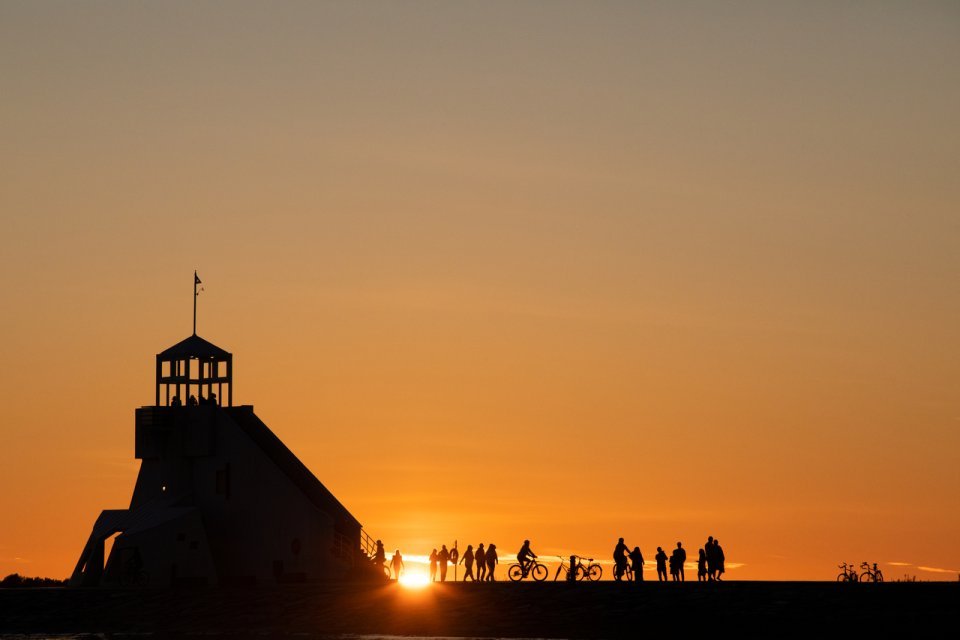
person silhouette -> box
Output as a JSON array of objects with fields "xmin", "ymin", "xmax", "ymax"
[
  {"xmin": 706, "ymin": 536, "xmax": 716, "ymax": 581},
  {"xmin": 629, "ymin": 546, "xmax": 644, "ymax": 582},
  {"xmin": 390, "ymin": 550, "xmax": 404, "ymax": 579},
  {"xmin": 373, "ymin": 539, "xmax": 386, "ymax": 573},
  {"xmin": 613, "ymin": 537, "xmax": 629, "ymax": 581},
  {"xmin": 485, "ymin": 544, "xmax": 498, "ymax": 581},
  {"xmin": 715, "ymin": 539, "xmax": 725, "ymax": 580},
  {"xmin": 675, "ymin": 542, "xmax": 686, "ymax": 581},
  {"xmin": 438, "ymin": 545, "xmax": 450, "ymax": 582},
  {"xmin": 170, "ymin": 395, "xmax": 182, "ymax": 407},
  {"xmin": 460, "ymin": 544, "xmax": 475, "ymax": 581},
  {"xmin": 517, "ymin": 539, "xmax": 537, "ymax": 576},
  {"xmin": 697, "ymin": 548, "xmax": 707, "ymax": 582},
  {"xmin": 475, "ymin": 543, "xmax": 487, "ymax": 581},
  {"xmin": 669, "ymin": 548, "xmax": 680, "ymax": 581},
  {"xmin": 208, "ymin": 391, "xmax": 217, "ymax": 406},
  {"xmin": 655, "ymin": 546, "xmax": 668, "ymax": 582},
  {"xmin": 188, "ymin": 394, "xmax": 198, "ymax": 406},
  {"xmin": 429, "ymin": 548, "xmax": 438, "ymax": 582}
]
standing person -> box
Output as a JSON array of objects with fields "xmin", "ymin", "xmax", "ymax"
[
  {"xmin": 613, "ymin": 537, "xmax": 630, "ymax": 581},
  {"xmin": 373, "ymin": 540, "xmax": 386, "ymax": 573},
  {"xmin": 438, "ymin": 545, "xmax": 450, "ymax": 582},
  {"xmin": 655, "ymin": 546, "xmax": 668, "ymax": 582},
  {"xmin": 706, "ymin": 536, "xmax": 716, "ymax": 581},
  {"xmin": 390, "ymin": 550, "xmax": 405, "ymax": 580},
  {"xmin": 669, "ymin": 547, "xmax": 680, "ymax": 581},
  {"xmin": 460, "ymin": 545, "xmax": 475, "ymax": 581},
  {"xmin": 475, "ymin": 544, "xmax": 487, "ymax": 581},
  {"xmin": 715, "ymin": 539, "xmax": 725, "ymax": 580},
  {"xmin": 629, "ymin": 546, "xmax": 645, "ymax": 582},
  {"xmin": 675, "ymin": 542, "xmax": 687, "ymax": 582},
  {"xmin": 485, "ymin": 544, "xmax": 498, "ymax": 581},
  {"xmin": 697, "ymin": 549, "xmax": 707, "ymax": 582},
  {"xmin": 429, "ymin": 548, "xmax": 438, "ymax": 582}
]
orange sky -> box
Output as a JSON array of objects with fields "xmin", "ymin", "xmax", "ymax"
[{"xmin": 1, "ymin": 1, "xmax": 958, "ymax": 581}]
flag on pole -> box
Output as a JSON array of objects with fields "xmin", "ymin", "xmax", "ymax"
[{"xmin": 195, "ymin": 272, "xmax": 202, "ymax": 285}]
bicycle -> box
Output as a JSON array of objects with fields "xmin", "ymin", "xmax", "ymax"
[
  {"xmin": 553, "ymin": 555, "xmax": 603, "ymax": 582},
  {"xmin": 837, "ymin": 562, "xmax": 859, "ymax": 583},
  {"xmin": 859, "ymin": 562, "xmax": 884, "ymax": 583},
  {"xmin": 508, "ymin": 557, "xmax": 549, "ymax": 582}
]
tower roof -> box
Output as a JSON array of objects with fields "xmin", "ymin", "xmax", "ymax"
[{"xmin": 157, "ymin": 334, "xmax": 231, "ymax": 361}]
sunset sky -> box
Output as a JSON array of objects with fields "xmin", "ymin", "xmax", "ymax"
[{"xmin": 1, "ymin": 1, "xmax": 957, "ymax": 581}]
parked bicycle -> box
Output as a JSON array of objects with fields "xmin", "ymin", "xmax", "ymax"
[
  {"xmin": 508, "ymin": 557, "xmax": 549, "ymax": 582},
  {"xmin": 553, "ymin": 555, "xmax": 603, "ymax": 582},
  {"xmin": 837, "ymin": 562, "xmax": 859, "ymax": 583},
  {"xmin": 859, "ymin": 562, "xmax": 884, "ymax": 583}
]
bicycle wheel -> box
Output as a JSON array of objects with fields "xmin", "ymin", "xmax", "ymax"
[
  {"xmin": 859, "ymin": 572, "xmax": 874, "ymax": 583},
  {"xmin": 876, "ymin": 570, "xmax": 883, "ymax": 583},
  {"xmin": 588, "ymin": 564, "xmax": 603, "ymax": 581},
  {"xmin": 507, "ymin": 564, "xmax": 524, "ymax": 582},
  {"xmin": 575, "ymin": 564, "xmax": 588, "ymax": 581},
  {"xmin": 382, "ymin": 565, "xmax": 391, "ymax": 579},
  {"xmin": 532, "ymin": 563, "xmax": 548, "ymax": 582},
  {"xmin": 836, "ymin": 573, "xmax": 846, "ymax": 582}
]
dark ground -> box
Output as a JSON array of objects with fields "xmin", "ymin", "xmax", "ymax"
[{"xmin": 1, "ymin": 581, "xmax": 957, "ymax": 638}]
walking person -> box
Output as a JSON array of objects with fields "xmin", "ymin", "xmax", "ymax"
[
  {"xmin": 460, "ymin": 544, "xmax": 475, "ymax": 581},
  {"xmin": 715, "ymin": 539, "xmax": 725, "ymax": 580},
  {"xmin": 629, "ymin": 546, "xmax": 645, "ymax": 582},
  {"xmin": 655, "ymin": 546, "xmax": 668, "ymax": 582},
  {"xmin": 438, "ymin": 545, "xmax": 450, "ymax": 582},
  {"xmin": 429, "ymin": 548, "xmax": 438, "ymax": 582},
  {"xmin": 475, "ymin": 543, "xmax": 487, "ymax": 581},
  {"xmin": 485, "ymin": 543, "xmax": 498, "ymax": 581},
  {"xmin": 675, "ymin": 542, "xmax": 687, "ymax": 582},
  {"xmin": 390, "ymin": 549, "xmax": 405, "ymax": 580}
]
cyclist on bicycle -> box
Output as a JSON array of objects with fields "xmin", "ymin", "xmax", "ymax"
[{"xmin": 517, "ymin": 540, "xmax": 538, "ymax": 576}]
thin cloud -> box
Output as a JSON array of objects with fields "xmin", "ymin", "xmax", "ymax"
[
  {"xmin": 917, "ymin": 566, "xmax": 958, "ymax": 574},
  {"xmin": 887, "ymin": 561, "xmax": 912, "ymax": 567}
]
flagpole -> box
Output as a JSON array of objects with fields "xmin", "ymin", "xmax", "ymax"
[{"xmin": 193, "ymin": 270, "xmax": 198, "ymax": 335}]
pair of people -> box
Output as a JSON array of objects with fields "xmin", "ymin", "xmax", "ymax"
[
  {"xmin": 613, "ymin": 538, "xmax": 645, "ymax": 581},
  {"xmin": 428, "ymin": 545, "xmax": 453, "ymax": 582},
  {"xmin": 463, "ymin": 542, "xmax": 498, "ymax": 580},
  {"xmin": 669, "ymin": 542, "xmax": 686, "ymax": 581},
  {"xmin": 705, "ymin": 536, "xmax": 725, "ymax": 580}
]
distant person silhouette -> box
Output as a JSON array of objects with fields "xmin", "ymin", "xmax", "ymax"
[
  {"xmin": 485, "ymin": 544, "xmax": 498, "ymax": 581},
  {"xmin": 715, "ymin": 539, "xmax": 725, "ymax": 580},
  {"xmin": 655, "ymin": 547, "xmax": 668, "ymax": 582},
  {"xmin": 669, "ymin": 548, "xmax": 680, "ymax": 581},
  {"xmin": 675, "ymin": 542, "xmax": 686, "ymax": 581},
  {"xmin": 697, "ymin": 548, "xmax": 707, "ymax": 581},
  {"xmin": 373, "ymin": 539, "xmax": 386, "ymax": 572},
  {"xmin": 170, "ymin": 395, "xmax": 182, "ymax": 407},
  {"xmin": 629, "ymin": 546, "xmax": 644, "ymax": 582},
  {"xmin": 438, "ymin": 545, "xmax": 450, "ymax": 582},
  {"xmin": 429, "ymin": 548, "xmax": 438, "ymax": 582},
  {"xmin": 460, "ymin": 544, "xmax": 475, "ymax": 581},
  {"xmin": 208, "ymin": 391, "xmax": 217, "ymax": 406},
  {"xmin": 613, "ymin": 537, "xmax": 629, "ymax": 581},
  {"xmin": 475, "ymin": 543, "xmax": 487, "ymax": 581},
  {"xmin": 188, "ymin": 394, "xmax": 198, "ymax": 406},
  {"xmin": 390, "ymin": 550, "xmax": 404, "ymax": 579},
  {"xmin": 517, "ymin": 540, "xmax": 537, "ymax": 576},
  {"xmin": 706, "ymin": 536, "xmax": 716, "ymax": 580}
]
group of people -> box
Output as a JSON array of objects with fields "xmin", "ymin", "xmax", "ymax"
[
  {"xmin": 373, "ymin": 536, "xmax": 726, "ymax": 583},
  {"xmin": 650, "ymin": 537, "xmax": 725, "ymax": 582},
  {"xmin": 432, "ymin": 543, "xmax": 501, "ymax": 581},
  {"xmin": 169, "ymin": 392, "xmax": 218, "ymax": 407}
]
